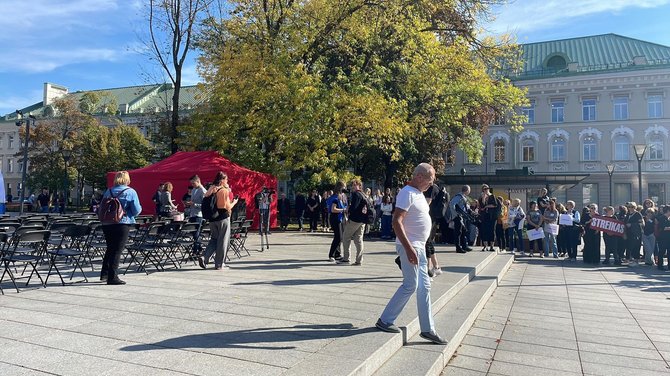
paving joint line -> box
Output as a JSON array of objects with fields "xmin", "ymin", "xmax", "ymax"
[
  {"xmin": 561, "ymin": 262, "xmax": 587, "ymax": 376},
  {"xmin": 596, "ymin": 268, "xmax": 670, "ymax": 369},
  {"xmin": 484, "ymin": 262, "xmax": 528, "ymax": 376},
  {"xmin": 0, "ymin": 360, "xmax": 62, "ymax": 376}
]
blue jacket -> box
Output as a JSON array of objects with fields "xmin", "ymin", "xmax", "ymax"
[{"xmin": 102, "ymin": 185, "xmax": 142, "ymax": 225}]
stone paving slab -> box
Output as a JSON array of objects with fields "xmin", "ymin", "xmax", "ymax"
[
  {"xmin": 443, "ymin": 258, "xmax": 670, "ymax": 376},
  {"xmin": 0, "ymin": 231, "xmax": 495, "ymax": 376}
]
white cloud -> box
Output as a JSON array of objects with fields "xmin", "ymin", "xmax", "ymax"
[
  {"xmin": 0, "ymin": 48, "xmax": 124, "ymax": 73},
  {"xmin": 0, "ymin": 0, "xmax": 119, "ymax": 29},
  {"xmin": 486, "ymin": 0, "xmax": 670, "ymax": 34}
]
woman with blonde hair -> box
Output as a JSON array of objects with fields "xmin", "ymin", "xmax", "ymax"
[{"xmin": 100, "ymin": 171, "xmax": 142, "ymax": 285}]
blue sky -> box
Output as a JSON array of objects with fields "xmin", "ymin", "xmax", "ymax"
[{"xmin": 1, "ymin": 0, "xmax": 670, "ymax": 116}]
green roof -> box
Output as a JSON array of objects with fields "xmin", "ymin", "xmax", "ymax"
[
  {"xmin": 512, "ymin": 34, "xmax": 670, "ymax": 80},
  {"xmin": 4, "ymin": 83, "xmax": 203, "ymax": 119}
]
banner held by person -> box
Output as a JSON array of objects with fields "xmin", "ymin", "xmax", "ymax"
[{"xmin": 590, "ymin": 214, "xmax": 625, "ymax": 237}]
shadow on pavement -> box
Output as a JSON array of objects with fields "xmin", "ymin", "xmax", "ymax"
[
  {"xmin": 120, "ymin": 323, "xmax": 376, "ymax": 351},
  {"xmin": 234, "ymin": 275, "xmax": 401, "ymax": 286}
]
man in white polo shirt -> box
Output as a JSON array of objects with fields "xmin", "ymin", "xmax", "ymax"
[{"xmin": 375, "ymin": 163, "xmax": 447, "ymax": 345}]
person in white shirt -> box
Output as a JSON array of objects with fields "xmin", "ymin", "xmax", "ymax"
[
  {"xmin": 375, "ymin": 163, "xmax": 447, "ymax": 345},
  {"xmin": 506, "ymin": 198, "xmax": 526, "ymax": 255}
]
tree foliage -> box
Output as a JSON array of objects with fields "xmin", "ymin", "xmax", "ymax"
[
  {"xmin": 21, "ymin": 97, "xmax": 154, "ymax": 195},
  {"xmin": 182, "ymin": 0, "xmax": 527, "ymax": 187}
]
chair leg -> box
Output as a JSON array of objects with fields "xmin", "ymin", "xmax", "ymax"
[{"xmin": 2, "ymin": 261, "xmax": 20, "ymax": 293}]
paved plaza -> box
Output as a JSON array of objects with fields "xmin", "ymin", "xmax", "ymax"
[
  {"xmin": 444, "ymin": 259, "xmax": 670, "ymax": 376},
  {"xmin": 1, "ymin": 229, "xmax": 669, "ymax": 376}
]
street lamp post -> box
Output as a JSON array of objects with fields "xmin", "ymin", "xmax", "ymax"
[
  {"xmin": 15, "ymin": 111, "xmax": 34, "ymax": 216},
  {"xmin": 633, "ymin": 144, "xmax": 647, "ymax": 205},
  {"xmin": 62, "ymin": 149, "xmax": 72, "ymax": 215},
  {"xmin": 606, "ymin": 163, "xmax": 615, "ymax": 206}
]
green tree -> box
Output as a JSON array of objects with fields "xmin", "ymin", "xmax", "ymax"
[{"xmin": 184, "ymin": 0, "xmax": 527, "ymax": 186}]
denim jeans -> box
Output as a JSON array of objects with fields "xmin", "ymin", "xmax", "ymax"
[
  {"xmin": 506, "ymin": 227, "xmax": 524, "ymax": 253},
  {"xmin": 544, "ymin": 232, "xmax": 558, "ymax": 257},
  {"xmin": 381, "ymin": 215, "xmax": 393, "ymax": 238},
  {"xmin": 642, "ymin": 233, "xmax": 656, "ymax": 264},
  {"xmin": 380, "ymin": 243, "xmax": 435, "ymax": 333}
]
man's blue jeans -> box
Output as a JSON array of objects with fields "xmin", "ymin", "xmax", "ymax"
[{"xmin": 380, "ymin": 243, "xmax": 435, "ymax": 333}]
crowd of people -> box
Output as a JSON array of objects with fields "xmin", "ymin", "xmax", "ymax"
[{"xmin": 445, "ymin": 184, "xmax": 670, "ymax": 268}]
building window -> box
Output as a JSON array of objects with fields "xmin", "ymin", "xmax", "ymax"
[
  {"xmin": 582, "ymin": 136, "xmax": 598, "ymax": 161},
  {"xmin": 7, "ymin": 159, "xmax": 13, "ymax": 173},
  {"xmin": 583, "ymin": 183, "xmax": 598, "ymax": 207},
  {"xmin": 8, "ymin": 135, "xmax": 14, "ymax": 149},
  {"xmin": 614, "ymin": 183, "xmax": 632, "ymax": 206},
  {"xmin": 551, "ymin": 137, "xmax": 566, "ymax": 161},
  {"xmin": 613, "ymin": 96, "xmax": 629, "ymax": 120},
  {"xmin": 582, "ymin": 99, "xmax": 596, "ymax": 121},
  {"xmin": 551, "ymin": 99, "xmax": 564, "ymax": 123},
  {"xmin": 521, "ymin": 139, "xmax": 535, "ymax": 162},
  {"xmin": 649, "ymin": 183, "xmax": 666, "ymax": 205},
  {"xmin": 493, "ymin": 139, "xmax": 506, "ymax": 162},
  {"xmin": 614, "ymin": 135, "xmax": 630, "ymax": 160},
  {"xmin": 648, "ymin": 95, "xmax": 663, "ymax": 118},
  {"xmin": 649, "ymin": 135, "xmax": 664, "ymax": 160},
  {"xmin": 522, "ymin": 100, "xmax": 535, "ymax": 124}
]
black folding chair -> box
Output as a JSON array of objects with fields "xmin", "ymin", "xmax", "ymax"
[
  {"xmin": 45, "ymin": 225, "xmax": 91, "ymax": 286},
  {"xmin": 0, "ymin": 230, "xmax": 50, "ymax": 293}
]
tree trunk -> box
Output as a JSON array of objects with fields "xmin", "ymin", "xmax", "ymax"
[{"xmin": 171, "ymin": 82, "xmax": 180, "ymax": 154}]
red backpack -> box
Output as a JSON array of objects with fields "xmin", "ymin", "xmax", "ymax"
[{"xmin": 98, "ymin": 188, "xmax": 129, "ymax": 224}]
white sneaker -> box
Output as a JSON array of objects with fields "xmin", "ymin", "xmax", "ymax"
[
  {"xmin": 432, "ymin": 267, "xmax": 443, "ymax": 276},
  {"xmin": 520, "ymin": 252, "xmax": 526, "ymax": 256}
]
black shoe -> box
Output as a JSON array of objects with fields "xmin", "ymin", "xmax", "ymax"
[
  {"xmin": 481, "ymin": 247, "xmax": 486, "ymax": 252},
  {"xmin": 420, "ymin": 331, "xmax": 448, "ymax": 345},
  {"xmin": 464, "ymin": 246, "xmax": 473, "ymax": 252},
  {"xmin": 456, "ymin": 249, "xmax": 466, "ymax": 254},
  {"xmin": 107, "ymin": 278, "xmax": 126, "ymax": 285},
  {"xmin": 428, "ymin": 268, "xmax": 434, "ymax": 277},
  {"xmin": 198, "ymin": 256, "xmax": 207, "ymax": 269},
  {"xmin": 488, "ymin": 247, "xmax": 495, "ymax": 252},
  {"xmin": 394, "ymin": 256, "xmax": 402, "ymax": 270},
  {"xmin": 375, "ymin": 318, "xmax": 401, "ymax": 333},
  {"xmin": 602, "ymin": 260, "xmax": 611, "ymax": 265}
]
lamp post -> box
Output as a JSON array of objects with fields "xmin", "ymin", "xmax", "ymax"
[
  {"xmin": 633, "ymin": 144, "xmax": 647, "ymax": 204},
  {"xmin": 15, "ymin": 111, "xmax": 34, "ymax": 216},
  {"xmin": 62, "ymin": 149, "xmax": 72, "ymax": 215},
  {"xmin": 606, "ymin": 163, "xmax": 615, "ymax": 206}
]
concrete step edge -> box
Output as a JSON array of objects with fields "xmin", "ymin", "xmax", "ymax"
[
  {"xmin": 369, "ymin": 254, "xmax": 514, "ymax": 376},
  {"xmin": 346, "ymin": 251, "xmax": 499, "ymax": 376}
]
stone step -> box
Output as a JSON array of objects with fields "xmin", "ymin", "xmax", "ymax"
[
  {"xmin": 285, "ymin": 249, "xmax": 501, "ymax": 376},
  {"xmin": 370, "ymin": 253, "xmax": 514, "ymax": 376}
]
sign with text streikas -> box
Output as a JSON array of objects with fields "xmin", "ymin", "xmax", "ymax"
[{"xmin": 590, "ymin": 215, "xmax": 625, "ymax": 237}]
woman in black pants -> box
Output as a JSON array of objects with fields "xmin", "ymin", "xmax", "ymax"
[
  {"xmin": 100, "ymin": 171, "xmax": 142, "ymax": 285},
  {"xmin": 327, "ymin": 181, "xmax": 347, "ymax": 261}
]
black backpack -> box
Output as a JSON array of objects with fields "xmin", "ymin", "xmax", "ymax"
[
  {"xmin": 361, "ymin": 195, "xmax": 376, "ymax": 224},
  {"xmin": 201, "ymin": 188, "xmax": 221, "ymax": 221}
]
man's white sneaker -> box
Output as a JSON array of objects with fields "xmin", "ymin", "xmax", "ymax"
[{"xmin": 432, "ymin": 267, "xmax": 442, "ymax": 276}]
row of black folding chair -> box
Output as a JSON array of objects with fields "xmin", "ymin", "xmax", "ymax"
[
  {"xmin": 44, "ymin": 225, "xmax": 91, "ymax": 286},
  {"xmin": 0, "ymin": 230, "xmax": 51, "ymax": 294}
]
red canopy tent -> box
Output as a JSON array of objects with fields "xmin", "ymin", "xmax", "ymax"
[{"xmin": 106, "ymin": 151, "xmax": 277, "ymax": 229}]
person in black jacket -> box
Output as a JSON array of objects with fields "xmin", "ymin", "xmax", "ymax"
[
  {"xmin": 306, "ymin": 190, "xmax": 321, "ymax": 232},
  {"xmin": 339, "ymin": 179, "xmax": 368, "ymax": 265},
  {"xmin": 277, "ymin": 192, "xmax": 291, "ymax": 231},
  {"xmin": 295, "ymin": 192, "xmax": 307, "ymax": 231},
  {"xmin": 625, "ymin": 202, "xmax": 644, "ymax": 264},
  {"xmin": 656, "ymin": 206, "xmax": 670, "ymax": 270}
]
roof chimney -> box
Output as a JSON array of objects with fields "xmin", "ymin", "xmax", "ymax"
[{"xmin": 43, "ymin": 83, "xmax": 68, "ymax": 106}]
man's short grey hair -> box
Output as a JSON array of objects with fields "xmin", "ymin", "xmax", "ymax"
[
  {"xmin": 461, "ymin": 185, "xmax": 470, "ymax": 193},
  {"xmin": 412, "ymin": 163, "xmax": 434, "ymax": 178}
]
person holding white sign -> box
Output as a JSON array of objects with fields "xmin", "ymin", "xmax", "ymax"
[
  {"xmin": 542, "ymin": 200, "xmax": 559, "ymax": 258},
  {"xmin": 565, "ymin": 201, "xmax": 581, "ymax": 261},
  {"xmin": 526, "ymin": 202, "xmax": 544, "ymax": 257},
  {"xmin": 506, "ymin": 198, "xmax": 525, "ymax": 255}
]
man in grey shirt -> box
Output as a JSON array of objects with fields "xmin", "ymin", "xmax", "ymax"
[{"xmin": 188, "ymin": 175, "xmax": 207, "ymax": 245}]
